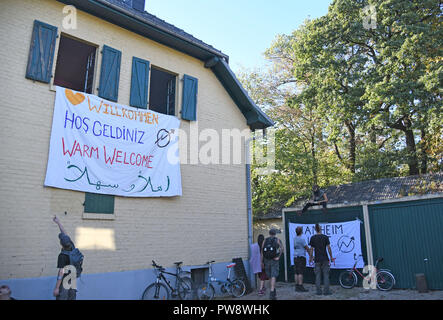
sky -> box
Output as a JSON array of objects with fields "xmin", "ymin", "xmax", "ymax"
[{"xmin": 144, "ymin": 0, "xmax": 333, "ymax": 73}]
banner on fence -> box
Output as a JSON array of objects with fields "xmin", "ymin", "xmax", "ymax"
[{"xmin": 288, "ymin": 220, "xmax": 364, "ymax": 269}]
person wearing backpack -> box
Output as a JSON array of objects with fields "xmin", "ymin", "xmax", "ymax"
[
  {"xmin": 53, "ymin": 215, "xmax": 83, "ymax": 300},
  {"xmin": 261, "ymin": 229, "xmax": 283, "ymax": 300}
]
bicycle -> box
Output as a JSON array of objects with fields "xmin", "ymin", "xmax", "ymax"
[
  {"xmin": 142, "ymin": 260, "xmax": 194, "ymax": 300},
  {"xmin": 196, "ymin": 260, "xmax": 246, "ymax": 300},
  {"xmin": 339, "ymin": 254, "xmax": 396, "ymax": 291}
]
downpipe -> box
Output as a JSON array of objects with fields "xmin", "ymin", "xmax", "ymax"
[{"xmin": 245, "ymin": 134, "xmax": 254, "ymax": 289}]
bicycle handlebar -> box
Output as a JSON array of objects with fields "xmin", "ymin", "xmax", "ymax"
[
  {"xmin": 152, "ymin": 260, "xmax": 164, "ymax": 269},
  {"xmin": 352, "ymin": 254, "xmax": 384, "ymax": 265}
]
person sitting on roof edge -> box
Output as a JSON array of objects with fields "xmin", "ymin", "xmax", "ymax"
[{"xmin": 298, "ymin": 185, "xmax": 328, "ymax": 215}]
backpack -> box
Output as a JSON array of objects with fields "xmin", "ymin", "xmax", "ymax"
[
  {"xmin": 61, "ymin": 247, "xmax": 84, "ymax": 278},
  {"xmin": 263, "ymin": 237, "xmax": 279, "ymax": 259}
]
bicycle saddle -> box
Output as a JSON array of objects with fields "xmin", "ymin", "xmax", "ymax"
[
  {"xmin": 226, "ymin": 263, "xmax": 236, "ymax": 268},
  {"xmin": 174, "ymin": 261, "xmax": 183, "ymax": 266}
]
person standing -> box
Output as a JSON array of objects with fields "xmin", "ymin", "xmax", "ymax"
[
  {"xmin": 53, "ymin": 215, "xmax": 80, "ymax": 300},
  {"xmin": 257, "ymin": 235, "xmax": 269, "ymax": 296},
  {"xmin": 249, "ymin": 235, "xmax": 262, "ymax": 290},
  {"xmin": 309, "ymin": 224, "xmax": 335, "ymax": 296},
  {"xmin": 261, "ymin": 229, "xmax": 284, "ymax": 300},
  {"xmin": 250, "ymin": 234, "xmax": 268, "ymax": 296},
  {"xmin": 293, "ymin": 226, "xmax": 312, "ymax": 292}
]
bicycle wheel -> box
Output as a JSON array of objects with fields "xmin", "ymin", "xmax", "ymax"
[
  {"xmin": 376, "ymin": 270, "xmax": 395, "ymax": 291},
  {"xmin": 339, "ymin": 271, "xmax": 357, "ymax": 289},
  {"xmin": 142, "ymin": 282, "xmax": 170, "ymax": 300},
  {"xmin": 177, "ymin": 276, "xmax": 194, "ymax": 300},
  {"xmin": 197, "ymin": 283, "xmax": 215, "ymax": 300},
  {"xmin": 230, "ymin": 279, "xmax": 246, "ymax": 298}
]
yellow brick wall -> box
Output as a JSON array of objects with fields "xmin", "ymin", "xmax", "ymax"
[
  {"xmin": 0, "ymin": 0, "xmax": 250, "ymax": 279},
  {"xmin": 253, "ymin": 219, "xmax": 284, "ymax": 246}
]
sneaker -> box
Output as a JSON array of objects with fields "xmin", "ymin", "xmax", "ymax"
[
  {"xmin": 257, "ymin": 289, "xmax": 265, "ymax": 296},
  {"xmin": 298, "ymin": 285, "xmax": 308, "ymax": 292},
  {"xmin": 315, "ymin": 291, "xmax": 323, "ymax": 296},
  {"xmin": 323, "ymin": 291, "xmax": 333, "ymax": 296},
  {"xmin": 270, "ymin": 289, "xmax": 277, "ymax": 300}
]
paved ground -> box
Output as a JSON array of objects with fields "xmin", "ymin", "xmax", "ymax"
[{"xmin": 221, "ymin": 282, "xmax": 443, "ymax": 300}]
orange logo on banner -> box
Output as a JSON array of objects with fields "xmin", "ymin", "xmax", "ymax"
[{"xmin": 65, "ymin": 89, "xmax": 85, "ymax": 106}]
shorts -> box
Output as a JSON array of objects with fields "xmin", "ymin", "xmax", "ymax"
[
  {"xmin": 293, "ymin": 256, "xmax": 306, "ymax": 275},
  {"xmin": 263, "ymin": 258, "xmax": 280, "ymax": 279}
]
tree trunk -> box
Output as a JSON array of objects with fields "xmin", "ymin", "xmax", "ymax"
[
  {"xmin": 404, "ymin": 126, "xmax": 419, "ymax": 176},
  {"xmin": 369, "ymin": 125, "xmax": 377, "ymax": 144},
  {"xmin": 388, "ymin": 115, "xmax": 419, "ymax": 176},
  {"xmin": 311, "ymin": 132, "xmax": 318, "ymax": 185},
  {"xmin": 345, "ymin": 121, "xmax": 356, "ymax": 174},
  {"xmin": 419, "ymin": 128, "xmax": 428, "ymax": 174}
]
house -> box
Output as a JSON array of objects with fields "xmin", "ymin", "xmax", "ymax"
[
  {"xmin": 0, "ymin": 0, "xmax": 272, "ymax": 299},
  {"xmin": 278, "ymin": 172, "xmax": 443, "ymax": 289}
]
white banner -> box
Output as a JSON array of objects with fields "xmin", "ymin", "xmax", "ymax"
[
  {"xmin": 288, "ymin": 220, "xmax": 364, "ymax": 269},
  {"xmin": 44, "ymin": 86, "xmax": 182, "ymax": 197}
]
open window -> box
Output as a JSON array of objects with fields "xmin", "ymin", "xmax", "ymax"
[
  {"xmin": 53, "ymin": 35, "xmax": 115, "ymax": 216},
  {"xmin": 149, "ymin": 67, "xmax": 176, "ymax": 116},
  {"xmin": 53, "ymin": 34, "xmax": 96, "ymax": 93}
]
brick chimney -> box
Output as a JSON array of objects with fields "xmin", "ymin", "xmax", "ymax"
[
  {"xmin": 121, "ymin": 0, "xmax": 145, "ymax": 12},
  {"xmin": 131, "ymin": 0, "xmax": 145, "ymax": 12}
]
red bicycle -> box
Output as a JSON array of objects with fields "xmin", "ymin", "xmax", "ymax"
[{"xmin": 339, "ymin": 254, "xmax": 395, "ymax": 291}]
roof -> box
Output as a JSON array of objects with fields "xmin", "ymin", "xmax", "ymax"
[
  {"xmin": 103, "ymin": 0, "xmax": 229, "ymax": 60},
  {"xmin": 255, "ymin": 172, "xmax": 443, "ymax": 220},
  {"xmin": 56, "ymin": 0, "xmax": 274, "ymax": 129},
  {"xmin": 324, "ymin": 172, "xmax": 443, "ymax": 205}
]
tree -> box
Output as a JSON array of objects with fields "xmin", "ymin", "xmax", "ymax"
[
  {"xmin": 238, "ymin": 0, "xmax": 442, "ymax": 216},
  {"xmin": 329, "ymin": 0, "xmax": 442, "ymax": 175}
]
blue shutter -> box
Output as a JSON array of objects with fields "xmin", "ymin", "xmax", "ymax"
[
  {"xmin": 25, "ymin": 20, "xmax": 58, "ymax": 83},
  {"xmin": 129, "ymin": 57, "xmax": 150, "ymax": 109},
  {"xmin": 181, "ymin": 74, "xmax": 198, "ymax": 121},
  {"xmin": 98, "ymin": 45, "xmax": 121, "ymax": 102}
]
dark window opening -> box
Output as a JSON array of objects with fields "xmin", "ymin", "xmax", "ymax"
[
  {"xmin": 149, "ymin": 67, "xmax": 176, "ymax": 116},
  {"xmin": 54, "ymin": 35, "xmax": 96, "ymax": 93},
  {"xmin": 191, "ymin": 268, "xmax": 208, "ymax": 288}
]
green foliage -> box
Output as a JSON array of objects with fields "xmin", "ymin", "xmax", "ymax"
[{"xmin": 238, "ymin": 0, "xmax": 442, "ymax": 217}]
